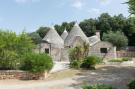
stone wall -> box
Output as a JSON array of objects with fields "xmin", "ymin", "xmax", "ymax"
[
  {"xmin": 61, "ymin": 48, "xmax": 69, "ymax": 61},
  {"xmin": 40, "ymin": 43, "xmax": 63, "ymax": 61},
  {"xmin": 0, "ymin": 70, "xmax": 47, "ymax": 80},
  {"xmin": 117, "ymin": 51, "xmax": 135, "ymax": 58}
]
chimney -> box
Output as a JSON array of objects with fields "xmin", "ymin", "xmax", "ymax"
[{"xmin": 96, "ymin": 30, "xmax": 100, "ymax": 39}]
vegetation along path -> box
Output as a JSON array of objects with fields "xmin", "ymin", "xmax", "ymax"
[{"xmin": 0, "ymin": 65, "xmax": 135, "ymax": 89}]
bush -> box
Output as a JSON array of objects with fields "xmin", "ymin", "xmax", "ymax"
[
  {"xmin": 69, "ymin": 43, "xmax": 89, "ymax": 69},
  {"xmin": 128, "ymin": 81, "xmax": 135, "ymax": 89},
  {"xmin": 69, "ymin": 43, "xmax": 89, "ymax": 62},
  {"xmin": 69, "ymin": 46, "xmax": 84, "ymax": 61},
  {"xmin": 0, "ymin": 50, "xmax": 18, "ymax": 70},
  {"xmin": 0, "ymin": 30, "xmax": 35, "ymax": 70},
  {"xmin": 109, "ymin": 58, "xmax": 132, "ymax": 62},
  {"xmin": 70, "ymin": 60, "xmax": 81, "ymax": 69},
  {"xmin": 109, "ymin": 59, "xmax": 123, "ymax": 62},
  {"xmin": 122, "ymin": 57, "xmax": 132, "ymax": 61},
  {"xmin": 20, "ymin": 52, "xmax": 53, "ymax": 73},
  {"xmin": 81, "ymin": 56, "xmax": 101, "ymax": 69},
  {"xmin": 83, "ymin": 84, "xmax": 115, "ymax": 89}
]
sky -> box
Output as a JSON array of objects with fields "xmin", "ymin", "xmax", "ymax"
[{"xmin": 0, "ymin": 0, "xmax": 129, "ymax": 33}]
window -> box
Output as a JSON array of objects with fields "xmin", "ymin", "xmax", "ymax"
[
  {"xmin": 45, "ymin": 48, "xmax": 49, "ymax": 54},
  {"xmin": 100, "ymin": 48, "xmax": 108, "ymax": 53}
]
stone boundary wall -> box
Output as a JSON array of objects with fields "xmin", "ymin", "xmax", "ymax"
[
  {"xmin": 117, "ymin": 51, "xmax": 135, "ymax": 58},
  {"xmin": 0, "ymin": 70, "xmax": 47, "ymax": 80}
]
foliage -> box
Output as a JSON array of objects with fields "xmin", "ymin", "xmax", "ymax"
[
  {"xmin": 28, "ymin": 32, "xmax": 42, "ymax": 44},
  {"xmin": 69, "ymin": 46, "xmax": 83, "ymax": 61},
  {"xmin": 83, "ymin": 42, "xmax": 90, "ymax": 57},
  {"xmin": 69, "ymin": 43, "xmax": 89, "ymax": 69},
  {"xmin": 109, "ymin": 58, "xmax": 132, "ymax": 62},
  {"xmin": 97, "ymin": 13, "xmax": 112, "ymax": 33},
  {"xmin": 123, "ymin": 17, "xmax": 135, "ymax": 45},
  {"xmin": 69, "ymin": 46, "xmax": 83, "ymax": 69},
  {"xmin": 102, "ymin": 31, "xmax": 128, "ymax": 49},
  {"xmin": 36, "ymin": 27, "xmax": 50, "ymax": 38},
  {"xmin": 0, "ymin": 50, "xmax": 18, "ymax": 70},
  {"xmin": 79, "ymin": 19, "xmax": 97, "ymax": 37},
  {"xmin": 69, "ymin": 43, "xmax": 89, "ymax": 62},
  {"xmin": 126, "ymin": 0, "xmax": 135, "ymax": 15},
  {"xmin": 70, "ymin": 60, "xmax": 81, "ymax": 69},
  {"xmin": 54, "ymin": 21, "xmax": 75, "ymax": 35},
  {"xmin": 0, "ymin": 30, "xmax": 35, "ymax": 70},
  {"xmin": 122, "ymin": 57, "xmax": 132, "ymax": 61},
  {"xmin": 20, "ymin": 52, "xmax": 53, "ymax": 73},
  {"xmin": 128, "ymin": 80, "xmax": 135, "ymax": 89},
  {"xmin": 109, "ymin": 59, "xmax": 123, "ymax": 62},
  {"xmin": 83, "ymin": 84, "xmax": 115, "ymax": 89},
  {"xmin": 81, "ymin": 55, "xmax": 101, "ymax": 69},
  {"xmin": 31, "ymin": 13, "xmax": 135, "ymax": 46}
]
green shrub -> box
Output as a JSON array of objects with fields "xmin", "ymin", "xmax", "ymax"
[
  {"xmin": 122, "ymin": 57, "xmax": 132, "ymax": 61},
  {"xmin": 109, "ymin": 58, "xmax": 132, "ymax": 62},
  {"xmin": 109, "ymin": 59, "xmax": 123, "ymax": 62},
  {"xmin": 0, "ymin": 30, "xmax": 35, "ymax": 70},
  {"xmin": 83, "ymin": 84, "xmax": 115, "ymax": 89},
  {"xmin": 70, "ymin": 60, "xmax": 81, "ymax": 69},
  {"xmin": 128, "ymin": 81, "xmax": 135, "ymax": 89},
  {"xmin": 0, "ymin": 50, "xmax": 19, "ymax": 70},
  {"xmin": 20, "ymin": 52, "xmax": 53, "ymax": 73},
  {"xmin": 69, "ymin": 46, "xmax": 84, "ymax": 61},
  {"xmin": 81, "ymin": 56, "xmax": 101, "ymax": 69}
]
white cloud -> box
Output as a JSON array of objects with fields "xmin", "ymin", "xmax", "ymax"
[
  {"xmin": 87, "ymin": 8, "xmax": 100, "ymax": 14},
  {"xmin": 15, "ymin": 0, "xmax": 40, "ymax": 3},
  {"xmin": 99, "ymin": 0, "xmax": 112, "ymax": 6},
  {"xmin": 72, "ymin": 0, "xmax": 84, "ymax": 10}
]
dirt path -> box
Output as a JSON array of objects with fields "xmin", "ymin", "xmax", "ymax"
[
  {"xmin": 0, "ymin": 65, "xmax": 135, "ymax": 89},
  {"xmin": 0, "ymin": 77, "xmax": 78, "ymax": 89}
]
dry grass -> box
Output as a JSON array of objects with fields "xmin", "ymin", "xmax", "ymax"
[{"xmin": 46, "ymin": 69, "xmax": 81, "ymax": 81}]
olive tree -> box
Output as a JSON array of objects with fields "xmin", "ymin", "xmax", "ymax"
[{"xmin": 102, "ymin": 31, "xmax": 128, "ymax": 49}]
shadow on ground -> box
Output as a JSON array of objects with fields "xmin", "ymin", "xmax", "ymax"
[{"xmin": 70, "ymin": 65, "xmax": 135, "ymax": 89}]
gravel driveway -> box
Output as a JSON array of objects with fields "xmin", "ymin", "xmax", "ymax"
[{"xmin": 0, "ymin": 65, "xmax": 135, "ymax": 89}]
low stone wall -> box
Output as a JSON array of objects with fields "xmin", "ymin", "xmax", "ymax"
[
  {"xmin": 117, "ymin": 51, "xmax": 135, "ymax": 58},
  {"xmin": 0, "ymin": 70, "xmax": 47, "ymax": 80}
]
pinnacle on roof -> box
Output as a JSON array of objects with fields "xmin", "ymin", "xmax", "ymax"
[{"xmin": 61, "ymin": 29, "xmax": 68, "ymax": 41}]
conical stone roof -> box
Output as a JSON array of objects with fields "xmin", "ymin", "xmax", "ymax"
[
  {"xmin": 64, "ymin": 23, "xmax": 89, "ymax": 46},
  {"xmin": 61, "ymin": 29, "xmax": 68, "ymax": 41},
  {"xmin": 42, "ymin": 27, "xmax": 64, "ymax": 48}
]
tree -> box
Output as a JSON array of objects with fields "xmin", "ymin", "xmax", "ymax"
[
  {"xmin": 80, "ymin": 19, "xmax": 97, "ymax": 37},
  {"xmin": 110, "ymin": 14, "xmax": 126, "ymax": 32},
  {"xmin": 31, "ymin": 13, "xmax": 135, "ymax": 46},
  {"xmin": 36, "ymin": 27, "xmax": 50, "ymax": 38},
  {"xmin": 0, "ymin": 30, "xmax": 35, "ymax": 70},
  {"xmin": 126, "ymin": 0, "xmax": 135, "ymax": 15},
  {"xmin": 54, "ymin": 24, "xmax": 62, "ymax": 35},
  {"xmin": 28, "ymin": 32, "xmax": 42, "ymax": 44},
  {"xmin": 102, "ymin": 31, "xmax": 128, "ymax": 49},
  {"xmin": 54, "ymin": 21, "xmax": 75, "ymax": 35},
  {"xmin": 123, "ymin": 17, "xmax": 135, "ymax": 45},
  {"xmin": 97, "ymin": 13, "xmax": 112, "ymax": 33},
  {"xmin": 96, "ymin": 13, "xmax": 112, "ymax": 39}
]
